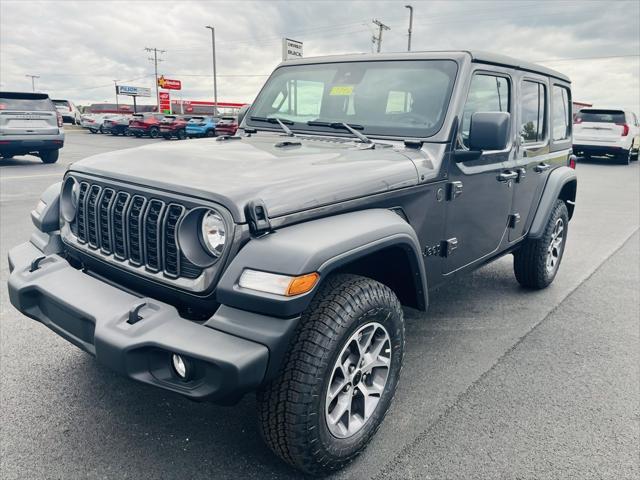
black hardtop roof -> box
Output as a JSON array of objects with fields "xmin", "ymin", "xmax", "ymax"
[{"xmin": 279, "ymin": 50, "xmax": 570, "ymax": 83}]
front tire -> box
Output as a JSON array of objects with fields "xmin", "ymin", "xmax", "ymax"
[
  {"xmin": 257, "ymin": 274, "xmax": 404, "ymax": 475},
  {"xmin": 514, "ymin": 200, "xmax": 569, "ymax": 289},
  {"xmin": 149, "ymin": 127, "xmax": 160, "ymax": 138},
  {"xmin": 39, "ymin": 150, "xmax": 59, "ymax": 164}
]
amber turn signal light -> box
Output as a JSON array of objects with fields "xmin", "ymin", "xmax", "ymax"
[{"xmin": 286, "ymin": 272, "xmax": 320, "ymax": 296}]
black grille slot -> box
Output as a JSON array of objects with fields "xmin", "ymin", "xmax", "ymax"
[
  {"xmin": 68, "ymin": 180, "xmax": 205, "ymax": 283},
  {"xmin": 99, "ymin": 189, "xmax": 115, "ymax": 254},
  {"xmin": 143, "ymin": 199, "xmax": 165, "ymax": 271},
  {"xmin": 163, "ymin": 204, "xmax": 184, "ymax": 277},
  {"xmin": 75, "ymin": 182, "xmax": 89, "ymax": 242},
  {"xmin": 86, "ymin": 185, "xmax": 102, "ymax": 248},
  {"xmin": 112, "ymin": 192, "xmax": 130, "ymax": 259},
  {"xmin": 180, "ymin": 253, "xmax": 202, "ymax": 279},
  {"xmin": 127, "ymin": 195, "xmax": 147, "ymax": 265}
]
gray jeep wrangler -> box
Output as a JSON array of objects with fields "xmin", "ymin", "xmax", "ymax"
[{"xmin": 8, "ymin": 51, "xmax": 576, "ymax": 474}]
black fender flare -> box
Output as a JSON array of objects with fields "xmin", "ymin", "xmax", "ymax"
[
  {"xmin": 528, "ymin": 166, "xmax": 577, "ymax": 239},
  {"xmin": 216, "ymin": 209, "xmax": 428, "ymax": 317}
]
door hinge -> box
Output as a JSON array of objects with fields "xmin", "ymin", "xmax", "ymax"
[
  {"xmin": 508, "ymin": 213, "xmax": 521, "ymax": 229},
  {"xmin": 440, "ymin": 238, "xmax": 458, "ymax": 257},
  {"xmin": 446, "ymin": 181, "xmax": 463, "ymax": 200},
  {"xmin": 516, "ymin": 167, "xmax": 526, "ymax": 182}
]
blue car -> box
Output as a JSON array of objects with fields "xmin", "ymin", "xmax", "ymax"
[{"xmin": 186, "ymin": 116, "xmax": 216, "ymax": 138}]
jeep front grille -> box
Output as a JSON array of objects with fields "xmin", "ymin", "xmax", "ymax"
[{"xmin": 71, "ymin": 181, "xmax": 201, "ymax": 280}]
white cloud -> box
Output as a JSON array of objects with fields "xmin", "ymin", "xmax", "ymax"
[{"xmin": 1, "ymin": 0, "xmax": 638, "ymax": 112}]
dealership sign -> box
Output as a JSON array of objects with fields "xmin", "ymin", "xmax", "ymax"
[
  {"xmin": 157, "ymin": 76, "xmax": 182, "ymax": 90},
  {"xmin": 159, "ymin": 91, "xmax": 171, "ymax": 113},
  {"xmin": 116, "ymin": 85, "xmax": 151, "ymax": 97},
  {"xmin": 282, "ymin": 38, "xmax": 303, "ymax": 61}
]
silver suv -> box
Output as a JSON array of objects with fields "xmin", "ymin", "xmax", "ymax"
[{"xmin": 0, "ymin": 92, "xmax": 65, "ymax": 163}]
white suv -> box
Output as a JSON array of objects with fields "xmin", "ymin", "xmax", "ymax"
[{"xmin": 573, "ymin": 108, "xmax": 640, "ymax": 165}]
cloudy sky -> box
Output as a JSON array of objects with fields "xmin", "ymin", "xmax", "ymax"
[{"xmin": 1, "ymin": 0, "xmax": 639, "ymax": 112}]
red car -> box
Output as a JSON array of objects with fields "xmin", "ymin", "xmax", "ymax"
[
  {"xmin": 159, "ymin": 115, "xmax": 191, "ymax": 140},
  {"xmin": 215, "ymin": 116, "xmax": 239, "ymax": 136},
  {"xmin": 128, "ymin": 113, "xmax": 165, "ymax": 138}
]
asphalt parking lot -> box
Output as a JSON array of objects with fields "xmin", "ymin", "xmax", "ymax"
[{"xmin": 1, "ymin": 130, "xmax": 638, "ymax": 479}]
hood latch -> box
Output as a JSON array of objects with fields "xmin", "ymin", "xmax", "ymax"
[{"xmin": 246, "ymin": 200, "xmax": 272, "ymax": 237}]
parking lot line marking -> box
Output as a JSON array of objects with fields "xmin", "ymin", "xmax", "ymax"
[{"xmin": 0, "ymin": 173, "xmax": 63, "ymax": 181}]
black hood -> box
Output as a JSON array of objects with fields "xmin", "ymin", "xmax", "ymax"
[{"xmin": 70, "ymin": 134, "xmax": 420, "ymax": 222}]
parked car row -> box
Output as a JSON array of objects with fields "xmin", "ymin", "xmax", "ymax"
[{"xmin": 79, "ymin": 112, "xmax": 239, "ymax": 139}]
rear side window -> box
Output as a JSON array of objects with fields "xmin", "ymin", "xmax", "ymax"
[
  {"xmin": 520, "ymin": 81, "xmax": 547, "ymax": 143},
  {"xmin": 575, "ymin": 109, "xmax": 625, "ymax": 123},
  {"xmin": 552, "ymin": 85, "xmax": 571, "ymax": 141},
  {"xmin": 0, "ymin": 96, "xmax": 54, "ymax": 111},
  {"xmin": 461, "ymin": 74, "xmax": 510, "ymax": 147}
]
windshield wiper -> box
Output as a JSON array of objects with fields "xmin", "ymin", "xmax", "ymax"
[
  {"xmin": 250, "ymin": 116, "xmax": 295, "ymax": 136},
  {"xmin": 306, "ymin": 120, "xmax": 372, "ymax": 144}
]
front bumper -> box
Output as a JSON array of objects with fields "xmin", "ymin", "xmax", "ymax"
[{"xmin": 7, "ymin": 240, "xmax": 275, "ymax": 403}]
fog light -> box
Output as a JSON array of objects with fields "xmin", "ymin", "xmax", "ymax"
[{"xmin": 171, "ymin": 354, "xmax": 189, "ymax": 380}]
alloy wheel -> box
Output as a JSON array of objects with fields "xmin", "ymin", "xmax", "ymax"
[
  {"xmin": 546, "ymin": 217, "xmax": 565, "ymax": 274},
  {"xmin": 325, "ymin": 321, "xmax": 392, "ymax": 438}
]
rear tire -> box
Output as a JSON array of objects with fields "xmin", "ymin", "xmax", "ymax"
[
  {"xmin": 39, "ymin": 150, "xmax": 59, "ymax": 164},
  {"xmin": 514, "ymin": 200, "xmax": 569, "ymax": 289},
  {"xmin": 89, "ymin": 128, "xmax": 97, "ymax": 134},
  {"xmin": 257, "ymin": 274, "xmax": 404, "ymax": 475},
  {"xmin": 631, "ymin": 148, "xmax": 639, "ymax": 161},
  {"xmin": 205, "ymin": 129, "xmax": 215, "ymax": 137},
  {"xmin": 177, "ymin": 129, "xmax": 186, "ymax": 140},
  {"xmin": 618, "ymin": 149, "xmax": 631, "ymax": 165}
]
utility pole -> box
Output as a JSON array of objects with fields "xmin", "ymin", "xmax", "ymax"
[
  {"xmin": 113, "ymin": 80, "xmax": 119, "ymax": 113},
  {"xmin": 205, "ymin": 25, "xmax": 218, "ymax": 116},
  {"xmin": 405, "ymin": 5, "xmax": 414, "ymax": 51},
  {"xmin": 145, "ymin": 47, "xmax": 165, "ymax": 112},
  {"xmin": 25, "ymin": 74, "xmax": 40, "ymax": 92},
  {"xmin": 372, "ymin": 19, "xmax": 390, "ymax": 53}
]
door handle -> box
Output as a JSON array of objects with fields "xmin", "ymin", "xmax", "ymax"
[
  {"xmin": 497, "ymin": 171, "xmax": 518, "ymax": 182},
  {"xmin": 534, "ymin": 162, "xmax": 551, "ymax": 173}
]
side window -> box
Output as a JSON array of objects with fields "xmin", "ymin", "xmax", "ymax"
[
  {"xmin": 386, "ymin": 91, "xmax": 414, "ymax": 114},
  {"xmin": 552, "ymin": 85, "xmax": 571, "ymax": 141},
  {"xmin": 461, "ymin": 74, "xmax": 510, "ymax": 147},
  {"xmin": 520, "ymin": 81, "xmax": 547, "ymax": 143},
  {"xmin": 272, "ymin": 80, "xmax": 324, "ymax": 119}
]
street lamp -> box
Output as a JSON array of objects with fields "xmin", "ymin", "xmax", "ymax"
[
  {"xmin": 205, "ymin": 25, "xmax": 218, "ymax": 116},
  {"xmin": 405, "ymin": 5, "xmax": 414, "ymax": 52},
  {"xmin": 25, "ymin": 74, "xmax": 40, "ymax": 92}
]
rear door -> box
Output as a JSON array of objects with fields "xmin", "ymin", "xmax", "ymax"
[
  {"xmin": 574, "ymin": 109, "xmax": 626, "ymax": 142},
  {"xmin": 0, "ymin": 94, "xmax": 59, "ymax": 135},
  {"xmin": 507, "ymin": 76, "xmax": 549, "ymax": 241}
]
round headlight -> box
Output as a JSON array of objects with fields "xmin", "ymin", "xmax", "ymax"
[
  {"xmin": 200, "ymin": 209, "xmax": 226, "ymax": 257},
  {"xmin": 60, "ymin": 176, "xmax": 80, "ymax": 222}
]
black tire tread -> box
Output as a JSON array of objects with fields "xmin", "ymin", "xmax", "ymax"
[
  {"xmin": 514, "ymin": 200, "xmax": 568, "ymax": 289},
  {"xmin": 257, "ymin": 274, "xmax": 403, "ymax": 474}
]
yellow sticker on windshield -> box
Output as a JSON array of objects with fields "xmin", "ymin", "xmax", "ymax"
[{"xmin": 330, "ymin": 85, "xmax": 354, "ymax": 96}]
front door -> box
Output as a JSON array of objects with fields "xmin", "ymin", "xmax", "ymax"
[{"xmin": 443, "ymin": 70, "xmax": 514, "ymax": 275}]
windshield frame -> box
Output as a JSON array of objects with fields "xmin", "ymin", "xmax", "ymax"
[{"xmin": 245, "ymin": 58, "xmax": 460, "ymax": 140}]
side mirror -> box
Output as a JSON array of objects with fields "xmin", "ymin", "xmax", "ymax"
[
  {"xmin": 237, "ymin": 104, "xmax": 251, "ymax": 127},
  {"xmin": 468, "ymin": 112, "xmax": 510, "ymax": 151}
]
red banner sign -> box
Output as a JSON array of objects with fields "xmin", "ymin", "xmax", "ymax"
[
  {"xmin": 157, "ymin": 76, "xmax": 182, "ymax": 90},
  {"xmin": 159, "ymin": 91, "xmax": 171, "ymax": 113}
]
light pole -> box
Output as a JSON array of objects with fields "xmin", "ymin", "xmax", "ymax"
[
  {"xmin": 113, "ymin": 80, "xmax": 119, "ymax": 113},
  {"xmin": 25, "ymin": 74, "xmax": 40, "ymax": 92},
  {"xmin": 205, "ymin": 25, "xmax": 218, "ymax": 116},
  {"xmin": 405, "ymin": 5, "xmax": 414, "ymax": 52}
]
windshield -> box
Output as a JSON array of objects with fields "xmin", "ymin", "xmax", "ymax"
[{"xmin": 247, "ymin": 59, "xmax": 458, "ymax": 138}]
